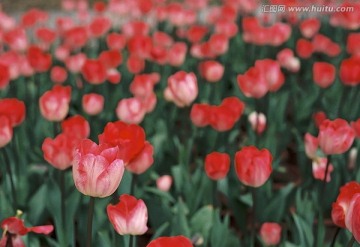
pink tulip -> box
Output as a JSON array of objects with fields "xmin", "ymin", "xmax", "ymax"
[
  {"xmin": 345, "ymin": 193, "xmax": 360, "ymax": 243},
  {"xmin": 116, "ymin": 97, "xmax": 146, "ymax": 124},
  {"xmin": 318, "ymin": 119, "xmax": 355, "ymax": 155},
  {"xmin": 0, "ymin": 116, "xmax": 13, "ymax": 148},
  {"xmin": 304, "ymin": 133, "xmax": 319, "ymax": 159},
  {"xmin": 72, "ymin": 139, "xmax": 125, "ymax": 198},
  {"xmin": 82, "ymin": 93, "xmax": 104, "ymax": 116},
  {"xmin": 156, "ymin": 175, "xmax": 172, "ymax": 192},
  {"xmin": 312, "ymin": 157, "xmax": 334, "ymax": 182},
  {"xmin": 164, "ymin": 71, "xmax": 198, "ymax": 107},
  {"xmin": 107, "ymin": 194, "xmax": 148, "ymax": 235}
]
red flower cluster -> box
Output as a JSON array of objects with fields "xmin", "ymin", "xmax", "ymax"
[{"xmin": 190, "ymin": 96, "xmax": 245, "ymax": 132}]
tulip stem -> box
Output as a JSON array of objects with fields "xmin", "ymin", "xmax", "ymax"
[
  {"xmin": 129, "ymin": 235, "xmax": 136, "ymax": 247},
  {"xmin": 3, "ymin": 148, "xmax": 17, "ymax": 211},
  {"xmin": 320, "ymin": 155, "xmax": 332, "ymax": 204},
  {"xmin": 213, "ymin": 181, "xmax": 218, "ymax": 208},
  {"xmin": 59, "ymin": 171, "xmax": 66, "ymax": 232},
  {"xmin": 347, "ymin": 236, "xmax": 355, "ymax": 247},
  {"xmin": 131, "ymin": 174, "xmax": 138, "ymax": 195},
  {"xmin": 251, "ymin": 188, "xmax": 257, "ymax": 247},
  {"xmin": 330, "ymin": 227, "xmax": 341, "ymax": 247},
  {"xmin": 86, "ymin": 197, "xmax": 95, "ymax": 247}
]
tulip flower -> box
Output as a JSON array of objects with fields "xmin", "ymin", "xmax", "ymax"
[
  {"xmin": 156, "ymin": 175, "xmax": 173, "ymax": 192},
  {"xmin": 204, "ymin": 152, "xmax": 230, "ymax": 180},
  {"xmin": 147, "ymin": 236, "xmax": 193, "ymax": 247},
  {"xmin": 313, "ymin": 62, "xmax": 336, "ymax": 88},
  {"xmin": 126, "ymin": 142, "xmax": 154, "ymax": 174},
  {"xmin": 42, "ymin": 133, "xmax": 79, "ymax": 170},
  {"xmin": 304, "ymin": 133, "xmax": 319, "ymax": 159},
  {"xmin": 0, "ymin": 215, "xmax": 53, "ymax": 247},
  {"xmin": 82, "ymin": 93, "xmax": 104, "ymax": 116},
  {"xmin": 235, "ymin": 146, "xmax": 272, "ymax": 187},
  {"xmin": 248, "ymin": 112, "xmax": 267, "ymax": 135},
  {"xmin": 313, "ymin": 111, "xmax": 327, "ymax": 129},
  {"xmin": 164, "ymin": 71, "xmax": 198, "ymax": 107},
  {"xmin": 0, "ymin": 98, "xmax": 26, "ymax": 127},
  {"xmin": 199, "ymin": 60, "xmax": 224, "ymax": 82},
  {"xmin": 0, "ymin": 116, "xmax": 13, "ymax": 148},
  {"xmin": 39, "ymin": 85, "xmax": 71, "ymax": 122},
  {"xmin": 81, "ymin": 59, "xmax": 107, "ymax": 85},
  {"xmin": 0, "ymin": 63, "xmax": 10, "ymax": 90},
  {"xmin": 61, "ymin": 115, "xmax": 90, "ymax": 139},
  {"xmin": 318, "ymin": 119, "xmax": 355, "ymax": 155},
  {"xmin": 299, "ymin": 18, "xmax": 321, "ymax": 38},
  {"xmin": 116, "ymin": 97, "xmax": 146, "ymax": 124},
  {"xmin": 107, "ymin": 194, "xmax": 148, "ymax": 235},
  {"xmin": 312, "ymin": 157, "xmax": 334, "ymax": 182},
  {"xmin": 72, "ymin": 139, "xmax": 125, "ymax": 198},
  {"xmin": 345, "ymin": 193, "xmax": 360, "ymax": 243},
  {"xmin": 190, "ymin": 103, "xmax": 212, "ymax": 127},
  {"xmin": 260, "ymin": 222, "xmax": 282, "ymax": 246},
  {"xmin": 332, "ymin": 181, "xmax": 360, "ymax": 228},
  {"xmin": 351, "ymin": 118, "xmax": 360, "ymax": 138}
]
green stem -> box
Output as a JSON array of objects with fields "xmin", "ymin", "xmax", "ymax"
[
  {"xmin": 86, "ymin": 197, "xmax": 95, "ymax": 247},
  {"xmin": 347, "ymin": 236, "xmax": 355, "ymax": 247},
  {"xmin": 251, "ymin": 188, "xmax": 257, "ymax": 247},
  {"xmin": 59, "ymin": 171, "xmax": 66, "ymax": 232},
  {"xmin": 129, "ymin": 235, "xmax": 136, "ymax": 247},
  {"xmin": 213, "ymin": 181, "xmax": 218, "ymax": 207},
  {"xmin": 330, "ymin": 227, "xmax": 341, "ymax": 247},
  {"xmin": 3, "ymin": 149, "xmax": 17, "ymax": 211},
  {"xmin": 320, "ymin": 155, "xmax": 332, "ymax": 205},
  {"xmin": 130, "ymin": 174, "xmax": 138, "ymax": 195}
]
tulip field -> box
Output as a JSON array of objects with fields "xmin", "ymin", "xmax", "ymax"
[{"xmin": 1, "ymin": 0, "xmax": 360, "ymax": 246}]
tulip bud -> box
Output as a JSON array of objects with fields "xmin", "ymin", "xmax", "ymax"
[
  {"xmin": 107, "ymin": 194, "xmax": 148, "ymax": 235},
  {"xmin": 260, "ymin": 222, "xmax": 282, "ymax": 246},
  {"xmin": 248, "ymin": 112, "xmax": 266, "ymax": 135},
  {"xmin": 204, "ymin": 152, "xmax": 230, "ymax": 180},
  {"xmin": 156, "ymin": 175, "xmax": 172, "ymax": 192},
  {"xmin": 199, "ymin": 60, "xmax": 224, "ymax": 82}
]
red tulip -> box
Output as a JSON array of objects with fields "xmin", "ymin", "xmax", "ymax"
[
  {"xmin": 88, "ymin": 16, "xmax": 111, "ymax": 38},
  {"xmin": 107, "ymin": 194, "xmax": 148, "ymax": 235},
  {"xmin": 0, "ymin": 63, "xmax": 10, "ymax": 90},
  {"xmin": 276, "ymin": 48, "xmax": 300, "ymax": 73},
  {"xmin": 82, "ymin": 93, "xmax": 104, "ymax": 116},
  {"xmin": 296, "ymin": 39, "xmax": 313, "ymax": 59},
  {"xmin": 312, "ymin": 157, "xmax": 333, "ymax": 182},
  {"xmin": 312, "ymin": 34, "xmax": 341, "ymax": 57},
  {"xmin": 126, "ymin": 142, "xmax": 154, "ymax": 174},
  {"xmin": 332, "ymin": 181, "xmax": 360, "ymax": 228},
  {"xmin": 127, "ymin": 54, "xmax": 145, "ymax": 74},
  {"xmin": 147, "ymin": 236, "xmax": 193, "ymax": 247},
  {"xmin": 313, "ymin": 111, "xmax": 327, "ymax": 128},
  {"xmin": 208, "ymin": 33, "xmax": 229, "ymax": 56},
  {"xmin": 345, "ymin": 193, "xmax": 360, "ymax": 243},
  {"xmin": 42, "ymin": 133, "xmax": 79, "ymax": 170},
  {"xmin": 81, "ymin": 59, "xmax": 107, "ymax": 85},
  {"xmin": 190, "ymin": 103, "xmax": 211, "ymax": 127},
  {"xmin": 65, "ymin": 53, "xmax": 86, "ymax": 73},
  {"xmin": 127, "ymin": 35, "xmax": 152, "ymax": 59},
  {"xmin": 340, "ymin": 57, "xmax": 360, "ymax": 86},
  {"xmin": 51, "ymin": 66, "xmax": 68, "ymax": 84},
  {"xmin": 299, "ymin": 18, "xmax": 321, "ymax": 39},
  {"xmin": 186, "ymin": 25, "xmax": 208, "ymax": 43},
  {"xmin": 99, "ymin": 50, "xmax": 122, "ymax": 69},
  {"xmin": 72, "ymin": 139, "xmax": 125, "ymax": 197},
  {"xmin": 168, "ymin": 42, "xmax": 187, "ymax": 67},
  {"xmin": 156, "ymin": 175, "xmax": 172, "ymax": 192},
  {"xmin": 107, "ymin": 69, "xmax": 122, "ymax": 84},
  {"xmin": 351, "ymin": 119, "xmax": 360, "ymax": 138},
  {"xmin": 61, "ymin": 115, "xmax": 90, "ymax": 139},
  {"xmin": 313, "ymin": 62, "xmax": 336, "ymax": 88},
  {"xmin": 0, "ymin": 216, "xmax": 53, "ymax": 247},
  {"xmin": 39, "ymin": 85, "xmax": 71, "ymax": 122},
  {"xmin": 116, "ymin": 97, "xmax": 146, "ymax": 124},
  {"xmin": 318, "ymin": 119, "xmax": 355, "ymax": 155},
  {"xmin": 0, "ymin": 116, "xmax": 12, "ymax": 148},
  {"xmin": 164, "ymin": 71, "xmax": 198, "ymax": 107},
  {"xmin": 35, "ymin": 27, "xmax": 57, "ymax": 45},
  {"xmin": 199, "ymin": 60, "xmax": 224, "ymax": 82},
  {"xmin": 129, "ymin": 73, "xmax": 160, "ymax": 99},
  {"xmin": 63, "ymin": 26, "xmax": 88, "ymax": 49},
  {"xmin": 209, "ymin": 105, "xmax": 237, "ymax": 132},
  {"xmin": 3, "ymin": 27, "xmax": 28, "ymax": 51},
  {"xmin": 204, "ymin": 152, "xmax": 230, "ymax": 180},
  {"xmin": 235, "ymin": 146, "xmax": 272, "ymax": 187},
  {"xmin": 27, "ymin": 46, "xmax": 52, "ymax": 73},
  {"xmin": 98, "ymin": 121, "xmax": 146, "ymax": 164},
  {"xmin": 0, "ymin": 98, "xmax": 26, "ymax": 127},
  {"xmin": 260, "ymin": 222, "xmax": 282, "ymax": 246},
  {"xmin": 347, "ymin": 33, "xmax": 360, "ymax": 55},
  {"xmin": 106, "ymin": 33, "xmax": 126, "ymax": 50}
]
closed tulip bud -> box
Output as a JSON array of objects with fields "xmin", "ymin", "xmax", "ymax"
[
  {"xmin": 82, "ymin": 93, "xmax": 104, "ymax": 116},
  {"xmin": 39, "ymin": 85, "xmax": 71, "ymax": 122},
  {"xmin": 345, "ymin": 194, "xmax": 360, "ymax": 243},
  {"xmin": 204, "ymin": 152, "xmax": 230, "ymax": 180},
  {"xmin": 0, "ymin": 116, "xmax": 13, "ymax": 148},
  {"xmin": 318, "ymin": 119, "xmax": 355, "ymax": 155},
  {"xmin": 312, "ymin": 157, "xmax": 333, "ymax": 182},
  {"xmin": 199, "ymin": 60, "xmax": 224, "ymax": 82},
  {"xmin": 164, "ymin": 71, "xmax": 198, "ymax": 107},
  {"xmin": 42, "ymin": 133, "xmax": 79, "ymax": 170},
  {"xmin": 116, "ymin": 97, "xmax": 146, "ymax": 124},
  {"xmin": 72, "ymin": 139, "xmax": 125, "ymax": 198},
  {"xmin": 156, "ymin": 175, "xmax": 172, "ymax": 192},
  {"xmin": 107, "ymin": 194, "xmax": 148, "ymax": 235},
  {"xmin": 61, "ymin": 115, "xmax": 90, "ymax": 139},
  {"xmin": 313, "ymin": 62, "xmax": 336, "ymax": 88},
  {"xmin": 304, "ymin": 133, "xmax": 319, "ymax": 159},
  {"xmin": 147, "ymin": 236, "xmax": 193, "ymax": 247},
  {"xmin": 235, "ymin": 146, "xmax": 272, "ymax": 187},
  {"xmin": 260, "ymin": 222, "xmax": 282, "ymax": 246},
  {"xmin": 248, "ymin": 112, "xmax": 266, "ymax": 135},
  {"xmin": 332, "ymin": 181, "xmax": 360, "ymax": 228},
  {"xmin": 126, "ymin": 142, "xmax": 154, "ymax": 174}
]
